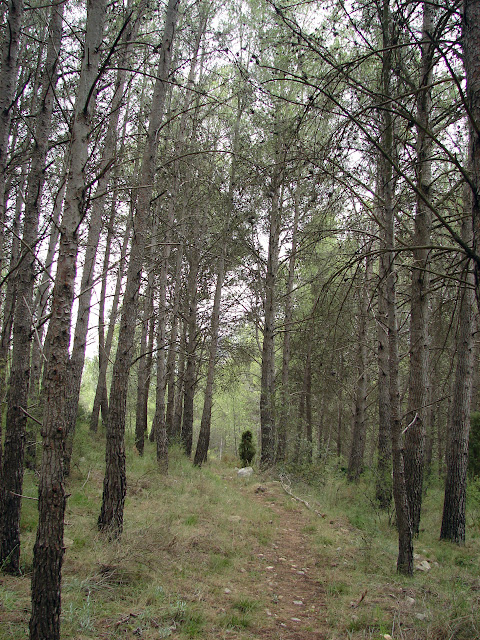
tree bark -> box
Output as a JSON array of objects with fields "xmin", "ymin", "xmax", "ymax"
[
  {"xmin": 0, "ymin": 0, "xmax": 24, "ymax": 467},
  {"xmin": 98, "ymin": 0, "xmax": 179, "ymax": 538},
  {"xmin": 165, "ymin": 246, "xmax": 183, "ymax": 439},
  {"xmin": 0, "ymin": 190, "xmax": 21, "ymax": 468},
  {"xmin": 277, "ymin": 187, "xmax": 300, "ymax": 463},
  {"xmin": 181, "ymin": 248, "xmax": 200, "ymax": 457},
  {"xmin": 0, "ymin": 0, "xmax": 63, "ymax": 574},
  {"xmin": 405, "ymin": 0, "xmax": 435, "ymax": 536},
  {"xmin": 194, "ymin": 250, "xmax": 226, "ymax": 466},
  {"xmin": 462, "ymin": 0, "xmax": 480, "ymax": 312},
  {"xmin": 135, "ymin": 284, "xmax": 155, "ymax": 455},
  {"xmin": 0, "ymin": 0, "xmax": 24, "ymax": 280},
  {"xmin": 64, "ymin": 3, "xmax": 145, "ymax": 472},
  {"xmin": 440, "ymin": 201, "xmax": 476, "ymax": 544},
  {"xmin": 375, "ymin": 171, "xmax": 392, "ymax": 507},
  {"xmin": 347, "ymin": 254, "xmax": 370, "ymax": 482},
  {"xmin": 29, "ymin": 0, "xmax": 107, "ymax": 635},
  {"xmin": 260, "ymin": 172, "xmax": 282, "ymax": 468},
  {"xmin": 151, "ymin": 205, "xmax": 174, "ymax": 470},
  {"xmin": 380, "ymin": 0, "xmax": 413, "ymax": 576},
  {"xmin": 90, "ymin": 199, "xmax": 131, "ymax": 432},
  {"xmin": 173, "ymin": 319, "xmax": 187, "ymax": 439}
]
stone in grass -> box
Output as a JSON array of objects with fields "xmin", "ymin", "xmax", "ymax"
[
  {"xmin": 415, "ymin": 560, "xmax": 431, "ymax": 572},
  {"xmin": 237, "ymin": 467, "xmax": 253, "ymax": 478},
  {"xmin": 228, "ymin": 515, "xmax": 242, "ymax": 523}
]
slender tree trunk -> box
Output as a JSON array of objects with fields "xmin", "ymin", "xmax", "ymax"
[
  {"xmin": 0, "ymin": 191, "xmax": 21, "ymax": 465},
  {"xmin": 405, "ymin": 0, "xmax": 435, "ymax": 536},
  {"xmin": 135, "ymin": 285, "xmax": 154, "ymax": 455},
  {"xmin": 0, "ymin": 1, "xmax": 63, "ymax": 574},
  {"xmin": 194, "ymin": 250, "xmax": 226, "ymax": 466},
  {"xmin": 348, "ymin": 256, "xmax": 370, "ymax": 482},
  {"xmin": 150, "ymin": 195, "xmax": 177, "ymax": 466},
  {"xmin": 0, "ymin": 0, "xmax": 24, "ymax": 279},
  {"xmin": 337, "ymin": 354, "xmax": 344, "ymax": 458},
  {"xmin": 165, "ymin": 249, "xmax": 183, "ymax": 438},
  {"xmin": 29, "ymin": 0, "xmax": 107, "ymax": 635},
  {"xmin": 64, "ymin": 5, "xmax": 145, "ymax": 472},
  {"xmin": 260, "ymin": 174, "xmax": 282, "ymax": 468},
  {"xmin": 0, "ymin": 0, "xmax": 24, "ymax": 468},
  {"xmin": 462, "ymin": 0, "xmax": 480, "ymax": 312},
  {"xmin": 173, "ymin": 319, "xmax": 187, "ymax": 439},
  {"xmin": 98, "ymin": 0, "xmax": 179, "ymax": 538},
  {"xmin": 380, "ymin": 0, "xmax": 413, "ymax": 576},
  {"xmin": 31, "ymin": 170, "xmax": 65, "ymax": 401},
  {"xmin": 135, "ymin": 203, "xmax": 158, "ymax": 454},
  {"xmin": 376, "ymin": 255, "xmax": 392, "ymax": 507},
  {"xmin": 304, "ymin": 342, "xmax": 313, "ymax": 463},
  {"xmin": 182, "ymin": 249, "xmax": 199, "ymax": 457},
  {"xmin": 440, "ymin": 204, "xmax": 476, "ymax": 544},
  {"xmin": 90, "ymin": 203, "xmax": 131, "ymax": 432},
  {"xmin": 277, "ymin": 188, "xmax": 300, "ymax": 463}
]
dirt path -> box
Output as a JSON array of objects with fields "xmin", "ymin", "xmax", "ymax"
[{"xmin": 235, "ymin": 480, "xmax": 329, "ymax": 639}]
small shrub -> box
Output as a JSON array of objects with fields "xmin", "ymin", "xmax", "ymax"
[{"xmin": 238, "ymin": 430, "xmax": 256, "ymax": 467}]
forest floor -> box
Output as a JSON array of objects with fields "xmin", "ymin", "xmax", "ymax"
[
  {"xmin": 1, "ymin": 436, "xmax": 480, "ymax": 640},
  {"xmin": 223, "ymin": 476, "xmax": 336, "ymax": 639},
  {"xmin": 214, "ymin": 472, "xmax": 429, "ymax": 640}
]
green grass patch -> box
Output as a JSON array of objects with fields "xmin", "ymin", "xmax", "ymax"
[{"xmin": 232, "ymin": 596, "xmax": 260, "ymax": 613}]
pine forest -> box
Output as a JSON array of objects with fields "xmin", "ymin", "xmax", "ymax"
[{"xmin": 1, "ymin": 0, "xmax": 480, "ymax": 638}]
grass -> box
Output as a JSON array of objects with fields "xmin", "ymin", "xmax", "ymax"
[{"xmin": 1, "ymin": 425, "xmax": 479, "ymax": 639}]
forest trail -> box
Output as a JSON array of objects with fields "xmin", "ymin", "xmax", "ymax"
[{"xmin": 223, "ymin": 475, "xmax": 330, "ymax": 639}]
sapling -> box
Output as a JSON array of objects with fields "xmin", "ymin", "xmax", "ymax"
[{"xmin": 239, "ymin": 430, "xmax": 256, "ymax": 467}]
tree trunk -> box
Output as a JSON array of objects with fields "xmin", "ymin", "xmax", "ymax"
[
  {"xmin": 181, "ymin": 249, "xmax": 200, "ymax": 457},
  {"xmin": 304, "ymin": 342, "xmax": 313, "ymax": 463},
  {"xmin": 135, "ymin": 285, "xmax": 155, "ymax": 455},
  {"xmin": 440, "ymin": 203, "xmax": 476, "ymax": 544},
  {"xmin": 135, "ymin": 202, "xmax": 158, "ymax": 454},
  {"xmin": 462, "ymin": 0, "xmax": 480, "ymax": 312},
  {"xmin": 376, "ymin": 187, "xmax": 392, "ymax": 507},
  {"xmin": 380, "ymin": 0, "xmax": 413, "ymax": 576},
  {"xmin": 337, "ymin": 353, "xmax": 344, "ymax": 458},
  {"xmin": 0, "ymin": 0, "xmax": 24, "ymax": 469},
  {"xmin": 173, "ymin": 319, "xmax": 187, "ymax": 440},
  {"xmin": 90, "ymin": 205, "xmax": 131, "ymax": 432},
  {"xmin": 347, "ymin": 254, "xmax": 370, "ymax": 482},
  {"xmin": 151, "ymin": 207, "xmax": 174, "ymax": 470},
  {"xmin": 277, "ymin": 187, "xmax": 300, "ymax": 463},
  {"xmin": 165, "ymin": 248, "xmax": 183, "ymax": 439},
  {"xmin": 260, "ymin": 174, "xmax": 282, "ymax": 468},
  {"xmin": 29, "ymin": 167, "xmax": 65, "ymax": 405},
  {"xmin": 0, "ymin": 191, "xmax": 21, "ymax": 468},
  {"xmin": 194, "ymin": 251, "xmax": 226, "ymax": 466},
  {"xmin": 0, "ymin": 0, "xmax": 63, "ymax": 574},
  {"xmin": 98, "ymin": 0, "xmax": 179, "ymax": 538},
  {"xmin": 163, "ymin": 12, "xmax": 207, "ymax": 443},
  {"xmin": 29, "ymin": 0, "xmax": 106, "ymax": 635},
  {"xmin": 64, "ymin": 4, "xmax": 145, "ymax": 472},
  {"xmin": 0, "ymin": 0, "xmax": 24, "ymax": 279},
  {"xmin": 404, "ymin": 0, "xmax": 435, "ymax": 536}
]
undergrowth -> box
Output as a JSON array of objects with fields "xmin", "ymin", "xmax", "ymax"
[{"xmin": 0, "ymin": 424, "xmax": 479, "ymax": 640}]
